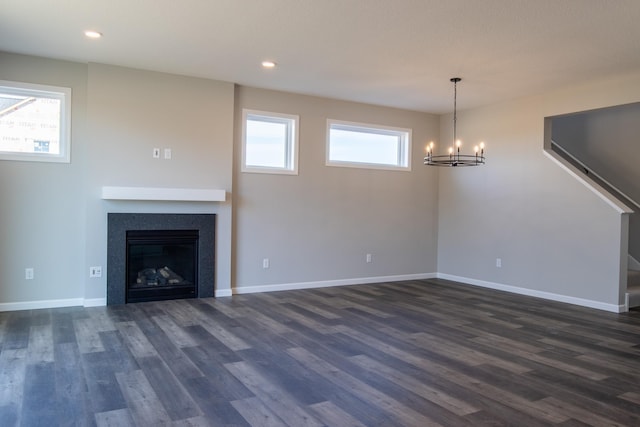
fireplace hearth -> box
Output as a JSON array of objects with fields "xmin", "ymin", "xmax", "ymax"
[{"xmin": 107, "ymin": 213, "xmax": 215, "ymax": 305}]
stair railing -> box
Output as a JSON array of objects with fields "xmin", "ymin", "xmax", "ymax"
[{"xmin": 551, "ymin": 139, "xmax": 640, "ymax": 211}]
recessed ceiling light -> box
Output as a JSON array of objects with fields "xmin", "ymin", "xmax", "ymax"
[
  {"xmin": 261, "ymin": 60, "xmax": 276, "ymax": 69},
  {"xmin": 84, "ymin": 30, "xmax": 103, "ymax": 39}
]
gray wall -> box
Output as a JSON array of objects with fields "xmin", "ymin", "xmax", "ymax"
[
  {"xmin": 552, "ymin": 103, "xmax": 640, "ymax": 261},
  {"xmin": 233, "ymin": 86, "xmax": 440, "ymax": 290},
  {"xmin": 437, "ymin": 74, "xmax": 640, "ymax": 309},
  {"xmin": 0, "ymin": 52, "xmax": 87, "ymax": 305}
]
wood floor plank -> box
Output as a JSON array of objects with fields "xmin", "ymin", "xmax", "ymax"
[
  {"xmin": 225, "ymin": 360, "xmax": 325, "ymax": 427},
  {"xmin": 348, "ymin": 354, "xmax": 480, "ymax": 416},
  {"xmin": 170, "ymin": 415, "xmax": 213, "ymax": 427},
  {"xmin": 54, "ymin": 342, "xmax": 94, "ymax": 426},
  {"xmin": 135, "ymin": 316, "xmax": 203, "ymax": 382},
  {"xmin": 180, "ymin": 376, "xmax": 251, "ymax": 426},
  {"xmin": 181, "ymin": 346, "xmax": 253, "ymax": 403},
  {"xmin": 234, "ymin": 345, "xmax": 330, "ymax": 406},
  {"xmin": 138, "ymin": 356, "xmax": 202, "ymax": 421},
  {"xmin": 410, "ymin": 331, "xmax": 532, "ymax": 374},
  {"xmin": 0, "ymin": 313, "xmax": 7, "ymax": 349},
  {"xmin": 26, "ymin": 324, "xmax": 53, "ymax": 365},
  {"xmin": 82, "ymin": 350, "xmax": 128, "ymax": 414},
  {"xmin": 116, "ymin": 321, "xmax": 158, "ymax": 359},
  {"xmin": 232, "ymin": 305, "xmax": 294, "ymax": 335},
  {"xmin": 98, "ymin": 330, "xmax": 140, "ymax": 373},
  {"xmin": 536, "ymin": 396, "xmax": 627, "ymax": 426},
  {"xmin": 2, "ymin": 312, "xmax": 31, "ymax": 350},
  {"xmin": 151, "ymin": 314, "xmax": 199, "ymax": 348},
  {"xmin": 51, "ymin": 310, "xmax": 77, "ymax": 345},
  {"xmin": 95, "ymin": 408, "xmax": 135, "ymax": 427},
  {"xmin": 74, "ymin": 317, "xmax": 106, "ymax": 354},
  {"xmin": 161, "ymin": 300, "xmax": 200, "ymax": 328},
  {"xmin": 85, "ymin": 307, "xmax": 117, "ymax": 332},
  {"xmin": 259, "ymin": 302, "xmax": 342, "ymax": 335},
  {"xmin": 199, "ymin": 297, "xmax": 246, "ymax": 319},
  {"xmin": 183, "ymin": 324, "xmax": 245, "ymax": 366},
  {"xmin": 619, "ymin": 391, "xmax": 640, "ymax": 405},
  {"xmin": 524, "ymin": 367, "xmax": 640, "ymax": 422},
  {"xmin": 21, "ymin": 362, "xmax": 57, "ymax": 426},
  {"xmin": 307, "ymin": 400, "xmax": 368, "ymax": 427},
  {"xmin": 286, "ymin": 300, "xmax": 343, "ymax": 320},
  {"xmin": 0, "ymin": 348, "xmax": 26, "ymax": 427},
  {"xmin": 187, "ymin": 302, "xmax": 251, "ymax": 351},
  {"xmin": 335, "ymin": 324, "xmax": 571, "ymax": 424},
  {"xmin": 231, "ymin": 396, "xmax": 288, "ymax": 427},
  {"xmin": 467, "ymin": 326, "xmax": 544, "ymax": 355},
  {"xmin": 116, "ymin": 369, "xmax": 173, "ymax": 426},
  {"xmin": 287, "ymin": 346, "xmax": 444, "ymax": 427}
]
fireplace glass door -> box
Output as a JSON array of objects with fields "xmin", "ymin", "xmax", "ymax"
[{"xmin": 126, "ymin": 229, "xmax": 198, "ymax": 303}]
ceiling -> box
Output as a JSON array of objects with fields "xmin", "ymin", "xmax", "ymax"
[{"xmin": 2, "ymin": 0, "xmax": 640, "ymax": 114}]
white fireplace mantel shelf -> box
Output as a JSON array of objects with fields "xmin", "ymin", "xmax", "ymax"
[{"xmin": 101, "ymin": 186, "xmax": 226, "ymax": 202}]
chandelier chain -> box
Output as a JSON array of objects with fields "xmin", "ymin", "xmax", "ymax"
[{"xmin": 453, "ymin": 78, "xmax": 457, "ymax": 144}]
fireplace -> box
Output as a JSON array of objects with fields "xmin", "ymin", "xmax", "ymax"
[
  {"xmin": 126, "ymin": 229, "xmax": 198, "ymax": 303},
  {"xmin": 107, "ymin": 213, "xmax": 215, "ymax": 305}
]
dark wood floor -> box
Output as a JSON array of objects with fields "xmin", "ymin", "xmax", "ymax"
[{"xmin": 1, "ymin": 279, "xmax": 640, "ymax": 426}]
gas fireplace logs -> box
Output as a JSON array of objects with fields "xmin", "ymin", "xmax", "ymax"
[{"xmin": 135, "ymin": 266, "xmax": 187, "ymax": 287}]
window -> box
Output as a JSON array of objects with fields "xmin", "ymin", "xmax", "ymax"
[
  {"xmin": 0, "ymin": 80, "xmax": 71, "ymax": 163},
  {"xmin": 242, "ymin": 109, "xmax": 299, "ymax": 174},
  {"xmin": 327, "ymin": 120, "xmax": 411, "ymax": 170}
]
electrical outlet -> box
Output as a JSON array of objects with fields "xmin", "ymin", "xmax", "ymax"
[
  {"xmin": 262, "ymin": 258, "xmax": 270, "ymax": 269},
  {"xmin": 164, "ymin": 148, "xmax": 172, "ymax": 159},
  {"xmin": 89, "ymin": 266, "xmax": 102, "ymax": 278},
  {"xmin": 496, "ymin": 258, "xmax": 502, "ymax": 268},
  {"xmin": 153, "ymin": 148, "xmax": 160, "ymax": 158},
  {"xmin": 25, "ymin": 268, "xmax": 34, "ymax": 280},
  {"xmin": 366, "ymin": 253, "xmax": 372, "ymax": 263}
]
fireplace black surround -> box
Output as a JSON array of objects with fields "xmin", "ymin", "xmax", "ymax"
[{"xmin": 107, "ymin": 213, "xmax": 215, "ymax": 305}]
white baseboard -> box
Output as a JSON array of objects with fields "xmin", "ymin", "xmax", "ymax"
[
  {"xmin": 215, "ymin": 289, "xmax": 232, "ymax": 297},
  {"xmin": 0, "ymin": 297, "xmax": 108, "ymax": 312},
  {"xmin": 233, "ymin": 273, "xmax": 437, "ymax": 295},
  {"xmin": 437, "ymin": 273, "xmax": 626, "ymax": 313},
  {"xmin": 0, "ymin": 272, "xmax": 624, "ymax": 313},
  {"xmin": 83, "ymin": 298, "xmax": 107, "ymax": 307},
  {"xmin": 625, "ymin": 293, "xmax": 631, "ymax": 311},
  {"xmin": 0, "ymin": 298, "xmax": 84, "ymax": 312}
]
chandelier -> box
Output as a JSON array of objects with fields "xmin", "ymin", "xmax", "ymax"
[{"xmin": 424, "ymin": 77, "xmax": 485, "ymax": 167}]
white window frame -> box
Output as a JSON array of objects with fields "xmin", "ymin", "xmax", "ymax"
[
  {"xmin": 0, "ymin": 80, "xmax": 71, "ymax": 163},
  {"xmin": 242, "ymin": 109, "xmax": 299, "ymax": 175},
  {"xmin": 326, "ymin": 119, "xmax": 411, "ymax": 171}
]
